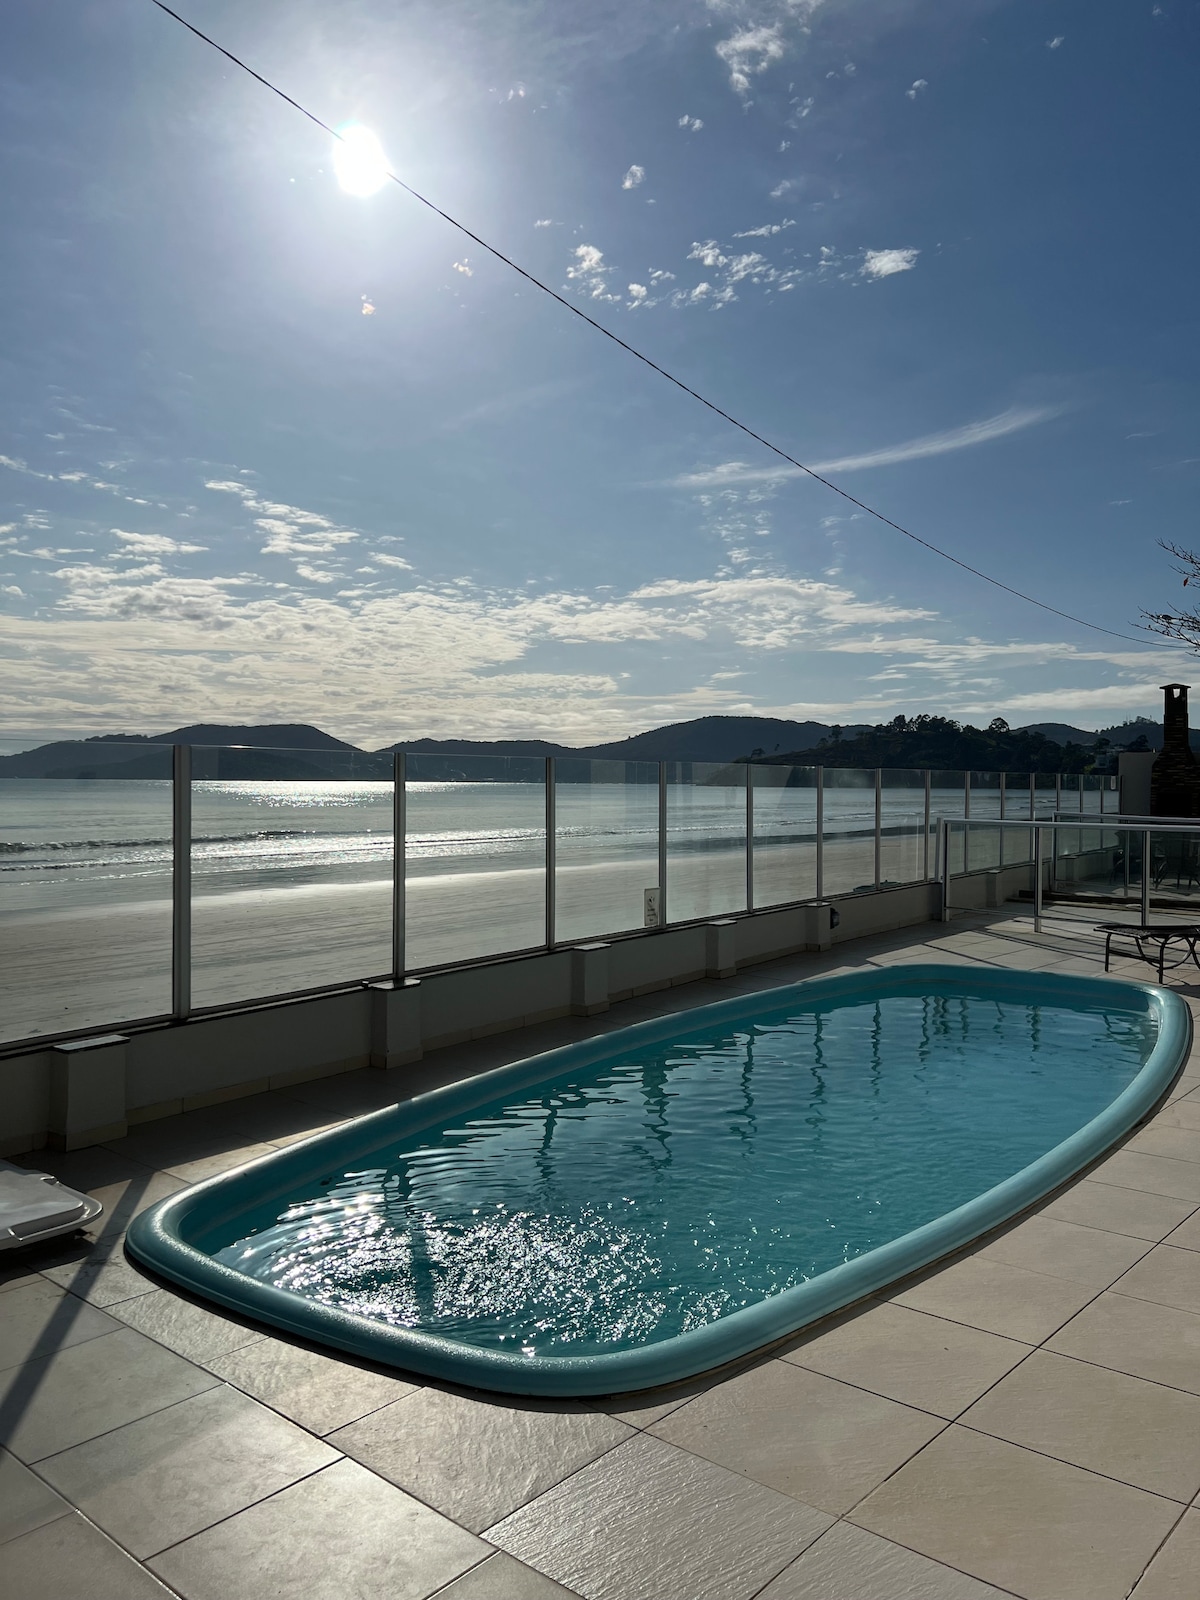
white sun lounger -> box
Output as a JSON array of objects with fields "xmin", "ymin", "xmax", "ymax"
[{"xmin": 0, "ymin": 1159, "xmax": 103, "ymax": 1250}]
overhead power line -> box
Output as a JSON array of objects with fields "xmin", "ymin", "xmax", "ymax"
[{"xmin": 149, "ymin": 0, "xmax": 1161, "ymax": 649}]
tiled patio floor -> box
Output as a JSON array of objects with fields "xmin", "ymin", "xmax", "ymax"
[{"xmin": 4, "ymin": 906, "xmax": 1200, "ymax": 1599}]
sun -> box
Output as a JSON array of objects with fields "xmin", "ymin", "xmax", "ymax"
[{"xmin": 332, "ymin": 125, "xmax": 389, "ymax": 197}]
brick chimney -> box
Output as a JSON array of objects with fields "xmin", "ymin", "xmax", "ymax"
[{"xmin": 1150, "ymin": 683, "xmax": 1200, "ymax": 817}]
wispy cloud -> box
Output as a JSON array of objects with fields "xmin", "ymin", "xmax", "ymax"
[
  {"xmin": 112, "ymin": 528, "xmax": 207, "ymax": 556},
  {"xmin": 565, "ymin": 243, "xmax": 618, "ymax": 302},
  {"xmin": 715, "ymin": 24, "xmax": 787, "ymax": 95},
  {"xmin": 861, "ymin": 248, "xmax": 920, "ymax": 279},
  {"xmin": 678, "ymin": 114, "xmax": 703, "ymax": 132},
  {"xmin": 667, "ymin": 405, "xmax": 1064, "ymax": 489},
  {"xmin": 621, "ymin": 164, "xmax": 646, "ymax": 190},
  {"xmin": 1046, "ymin": 35, "xmax": 1065, "ymax": 49},
  {"xmin": 906, "ymin": 79, "xmax": 928, "ymax": 99},
  {"xmin": 733, "ymin": 220, "xmax": 795, "ymax": 238}
]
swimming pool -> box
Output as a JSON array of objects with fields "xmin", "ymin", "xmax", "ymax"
[{"xmin": 127, "ymin": 965, "xmax": 1190, "ymax": 1394}]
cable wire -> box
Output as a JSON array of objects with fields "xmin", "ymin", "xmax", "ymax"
[{"xmin": 149, "ymin": 0, "xmax": 1161, "ymax": 648}]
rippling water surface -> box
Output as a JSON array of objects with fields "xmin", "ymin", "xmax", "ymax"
[{"xmin": 211, "ymin": 990, "xmax": 1153, "ymax": 1358}]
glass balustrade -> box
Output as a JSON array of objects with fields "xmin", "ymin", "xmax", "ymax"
[{"xmin": 553, "ymin": 758, "xmax": 660, "ymax": 942}]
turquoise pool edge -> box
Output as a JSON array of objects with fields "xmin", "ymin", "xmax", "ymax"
[{"xmin": 125, "ymin": 964, "xmax": 1193, "ymax": 1397}]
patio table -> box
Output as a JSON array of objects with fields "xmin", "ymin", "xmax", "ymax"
[{"xmin": 1095, "ymin": 921, "xmax": 1200, "ymax": 983}]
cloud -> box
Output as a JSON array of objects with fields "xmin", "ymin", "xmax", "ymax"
[
  {"xmin": 565, "ymin": 243, "xmax": 618, "ymax": 302},
  {"xmin": 533, "ymin": 218, "xmax": 555, "ymax": 227},
  {"xmin": 861, "ymin": 248, "xmax": 920, "ymax": 278},
  {"xmin": 733, "ymin": 220, "xmax": 795, "ymax": 238},
  {"xmin": 621, "ymin": 164, "xmax": 646, "ymax": 189},
  {"xmin": 2, "ymin": 585, "xmax": 24, "ymax": 598},
  {"xmin": 112, "ymin": 528, "xmax": 207, "ymax": 555},
  {"xmin": 373, "ymin": 553, "xmax": 414, "ymax": 569},
  {"xmin": 906, "ymin": 79, "xmax": 928, "ymax": 99},
  {"xmin": 668, "ymin": 405, "xmax": 1064, "ymax": 489},
  {"xmin": 715, "ymin": 24, "xmax": 787, "ymax": 95},
  {"xmin": 452, "ymin": 259, "xmax": 473, "ymax": 276},
  {"xmin": 205, "ymin": 479, "xmax": 360, "ymax": 560},
  {"xmin": 1046, "ymin": 35, "xmax": 1065, "ymax": 48},
  {"xmin": 678, "ymin": 115, "xmax": 703, "ymax": 132}
]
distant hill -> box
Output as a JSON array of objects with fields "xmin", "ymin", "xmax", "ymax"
[
  {"xmin": 0, "ymin": 723, "xmax": 368, "ymax": 780},
  {"xmin": 0, "ymin": 710, "xmax": 1182, "ymax": 781}
]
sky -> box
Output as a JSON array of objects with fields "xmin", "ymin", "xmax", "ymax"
[{"xmin": 2, "ymin": 0, "xmax": 1199, "ymax": 752}]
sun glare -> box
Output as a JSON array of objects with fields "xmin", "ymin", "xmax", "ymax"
[{"xmin": 332, "ymin": 125, "xmax": 389, "ymax": 197}]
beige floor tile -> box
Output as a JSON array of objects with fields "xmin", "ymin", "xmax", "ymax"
[
  {"xmin": 41, "ymin": 1250, "xmax": 158, "ymax": 1308},
  {"xmin": 1128, "ymin": 1125, "xmax": 1200, "ymax": 1163},
  {"xmin": 431, "ymin": 1551, "xmax": 584, "ymax": 1598},
  {"xmin": 1130, "ymin": 1509, "xmax": 1200, "ymax": 1599},
  {"xmin": 207, "ymin": 1336, "xmax": 419, "ymax": 1435},
  {"xmin": 892, "ymin": 1255, "xmax": 1096, "ymax": 1343},
  {"xmin": 3, "ymin": 1512, "xmax": 175, "ymax": 1598},
  {"xmin": 1115, "ymin": 1243, "xmax": 1200, "ymax": 1315},
  {"xmin": 1164, "ymin": 1210, "xmax": 1200, "ymax": 1252},
  {"xmin": 1147, "ymin": 1098, "xmax": 1200, "ymax": 1129},
  {"xmin": 782, "ymin": 1302, "xmax": 1032, "ymax": 1418},
  {"xmin": 1048, "ymin": 1290, "xmax": 1200, "ymax": 1393},
  {"xmin": 589, "ymin": 1390, "xmax": 694, "ymax": 1429},
  {"xmin": 974, "ymin": 1213, "xmax": 1152, "ymax": 1287},
  {"xmin": 649, "ymin": 1359, "xmax": 943, "ymax": 1516},
  {"xmin": 84, "ymin": 1170, "xmax": 186, "ymax": 1243},
  {"xmin": 487, "ymin": 1432, "xmax": 833, "ymax": 1600},
  {"xmin": 162, "ymin": 1142, "xmax": 282, "ymax": 1184},
  {"xmin": 150, "ymin": 1458, "xmax": 486, "ymax": 1600},
  {"xmin": 961, "ymin": 1348, "xmax": 1200, "ymax": 1500},
  {"xmin": 1090, "ymin": 1150, "xmax": 1200, "ymax": 1202},
  {"xmin": 1039, "ymin": 1180, "xmax": 1196, "ymax": 1241},
  {"xmin": 0, "ymin": 1447, "xmax": 71, "ymax": 1544},
  {"xmin": 0, "ymin": 1277, "xmax": 121, "ymax": 1372},
  {"xmin": 15, "ymin": 1145, "xmax": 154, "ymax": 1192},
  {"xmin": 756, "ymin": 1521, "xmax": 1013, "ymax": 1599},
  {"xmin": 0, "ymin": 1326, "xmax": 220, "ymax": 1462},
  {"xmin": 330, "ymin": 1387, "xmax": 632, "ymax": 1532},
  {"xmin": 851, "ymin": 1424, "xmax": 1180, "ymax": 1600},
  {"xmin": 109, "ymin": 1287, "xmax": 264, "ymax": 1364},
  {"xmin": 38, "ymin": 1383, "xmax": 340, "ymax": 1558}
]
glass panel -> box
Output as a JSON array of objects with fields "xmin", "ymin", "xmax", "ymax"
[
  {"xmin": 967, "ymin": 772, "xmax": 1002, "ymax": 871},
  {"xmin": 1034, "ymin": 773, "xmax": 1059, "ymax": 820},
  {"xmin": 750, "ymin": 764, "xmax": 818, "ymax": 907},
  {"xmin": 190, "ymin": 745, "xmax": 393, "ymax": 1009},
  {"xmin": 0, "ymin": 741, "xmax": 174, "ymax": 1042},
  {"xmin": 665, "ymin": 761, "xmax": 747, "ymax": 921},
  {"xmin": 405, "ymin": 753, "xmax": 546, "ymax": 969},
  {"xmin": 554, "ymin": 759, "xmax": 660, "ymax": 942},
  {"xmin": 932, "ymin": 771, "xmax": 967, "ymax": 875},
  {"xmin": 821, "ymin": 768, "xmax": 878, "ymax": 897},
  {"xmin": 1148, "ymin": 828, "xmax": 1200, "ymax": 909},
  {"xmin": 1058, "ymin": 825, "xmax": 1136, "ymax": 902},
  {"xmin": 998, "ymin": 773, "xmax": 1028, "ymax": 870},
  {"xmin": 880, "ymin": 769, "xmax": 926, "ymax": 886}
]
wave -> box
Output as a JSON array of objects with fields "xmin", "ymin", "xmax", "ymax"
[{"xmin": 0, "ymin": 829, "xmax": 314, "ymax": 854}]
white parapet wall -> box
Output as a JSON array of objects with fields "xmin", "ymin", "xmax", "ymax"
[{"xmin": 0, "ymin": 870, "xmax": 1026, "ymax": 1157}]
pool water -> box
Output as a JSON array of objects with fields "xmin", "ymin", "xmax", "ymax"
[{"xmin": 207, "ymin": 987, "xmax": 1156, "ymax": 1361}]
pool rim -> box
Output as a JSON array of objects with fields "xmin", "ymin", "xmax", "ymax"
[{"xmin": 125, "ymin": 964, "xmax": 1192, "ymax": 1396}]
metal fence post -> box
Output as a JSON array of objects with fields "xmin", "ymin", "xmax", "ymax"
[
  {"xmin": 172, "ymin": 744, "xmax": 191, "ymax": 1021},
  {"xmin": 658, "ymin": 761, "xmax": 669, "ymax": 927},
  {"xmin": 941, "ymin": 818, "xmax": 952, "ymax": 922},
  {"xmin": 545, "ymin": 756, "xmax": 557, "ymax": 949},
  {"xmin": 963, "ymin": 770, "xmax": 971, "ymax": 875},
  {"xmin": 745, "ymin": 767, "xmax": 755, "ymax": 912},
  {"xmin": 816, "ymin": 766, "xmax": 824, "ymax": 902},
  {"xmin": 392, "ymin": 751, "xmax": 406, "ymax": 981},
  {"xmin": 874, "ymin": 768, "xmax": 882, "ymax": 890},
  {"xmin": 1034, "ymin": 824, "xmax": 1043, "ymax": 933},
  {"xmin": 999, "ymin": 770, "xmax": 1007, "ymax": 870},
  {"xmin": 1143, "ymin": 828, "xmax": 1151, "ymax": 926},
  {"xmin": 923, "ymin": 769, "xmax": 931, "ymax": 880}
]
